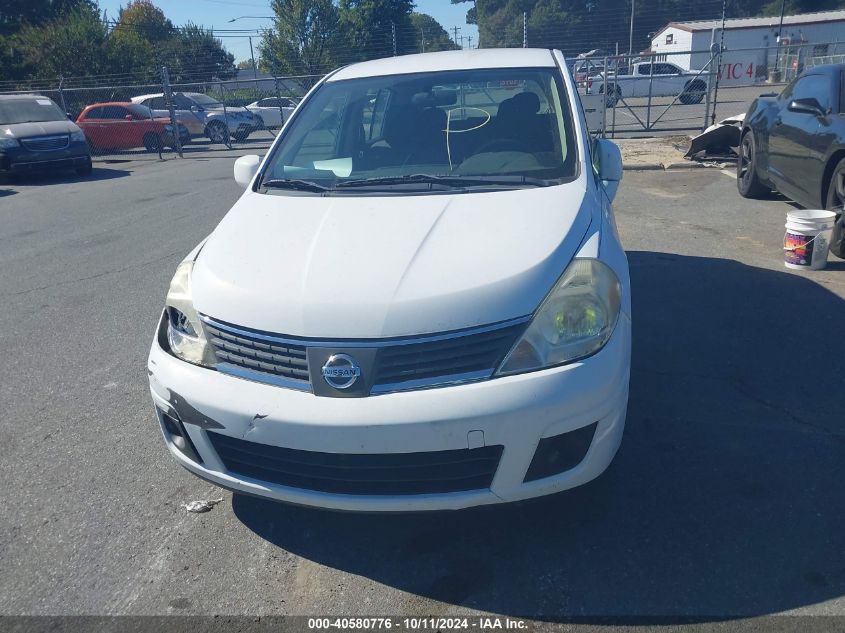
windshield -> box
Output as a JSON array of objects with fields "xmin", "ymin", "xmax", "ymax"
[
  {"xmin": 127, "ymin": 104, "xmax": 154, "ymax": 118},
  {"xmin": 187, "ymin": 93, "xmax": 224, "ymax": 108},
  {"xmin": 259, "ymin": 67, "xmax": 578, "ymax": 193},
  {"xmin": 0, "ymin": 98, "xmax": 66, "ymax": 124}
]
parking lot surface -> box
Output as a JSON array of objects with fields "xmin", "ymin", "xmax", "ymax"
[{"xmin": 1, "ymin": 159, "xmax": 843, "ymax": 624}]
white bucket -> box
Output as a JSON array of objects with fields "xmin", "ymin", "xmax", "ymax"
[{"xmin": 783, "ymin": 209, "xmax": 836, "ymax": 270}]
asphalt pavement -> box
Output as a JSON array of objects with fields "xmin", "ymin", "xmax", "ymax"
[{"xmin": 1, "ymin": 157, "xmax": 844, "ymax": 628}]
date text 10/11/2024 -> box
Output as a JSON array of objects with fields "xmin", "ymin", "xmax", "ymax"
[{"xmin": 307, "ymin": 617, "xmax": 529, "ymax": 630}]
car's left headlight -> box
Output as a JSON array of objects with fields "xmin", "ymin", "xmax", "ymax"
[
  {"xmin": 0, "ymin": 137, "xmax": 19, "ymax": 149},
  {"xmin": 164, "ymin": 261, "xmax": 215, "ymax": 368},
  {"xmin": 497, "ymin": 258, "xmax": 622, "ymax": 376},
  {"xmin": 70, "ymin": 130, "xmax": 86, "ymax": 143}
]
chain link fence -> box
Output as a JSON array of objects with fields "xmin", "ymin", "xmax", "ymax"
[
  {"xmin": 2, "ymin": 37, "xmax": 843, "ymax": 165},
  {"xmin": 0, "ymin": 71, "xmax": 318, "ymax": 162},
  {"xmin": 576, "ymin": 39, "xmax": 845, "ymax": 138}
]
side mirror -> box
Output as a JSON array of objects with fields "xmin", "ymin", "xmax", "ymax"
[
  {"xmin": 190, "ymin": 105, "xmax": 201, "ymax": 113},
  {"xmin": 66, "ymin": 112, "xmax": 73, "ymax": 120},
  {"xmin": 125, "ymin": 114, "xmax": 134, "ymax": 121},
  {"xmin": 788, "ymin": 98, "xmax": 826, "ymax": 117},
  {"xmin": 234, "ymin": 154, "xmax": 261, "ymax": 188},
  {"xmin": 594, "ymin": 138, "xmax": 623, "ymax": 201}
]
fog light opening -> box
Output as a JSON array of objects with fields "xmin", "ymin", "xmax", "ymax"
[{"xmin": 157, "ymin": 408, "xmax": 203, "ymax": 465}]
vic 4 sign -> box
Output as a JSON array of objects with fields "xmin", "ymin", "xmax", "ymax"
[{"xmin": 717, "ymin": 60, "xmax": 757, "ymax": 85}]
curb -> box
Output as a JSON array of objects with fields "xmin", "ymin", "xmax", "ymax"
[{"xmin": 623, "ymin": 161, "xmax": 734, "ymax": 171}]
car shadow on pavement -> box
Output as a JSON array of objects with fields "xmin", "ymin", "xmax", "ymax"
[
  {"xmin": 233, "ymin": 251, "xmax": 845, "ymax": 619},
  {"xmin": 6, "ymin": 167, "xmax": 130, "ymax": 186},
  {"xmin": 0, "ymin": 188, "xmax": 16, "ymax": 197}
]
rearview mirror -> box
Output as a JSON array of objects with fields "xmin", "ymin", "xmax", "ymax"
[
  {"xmin": 234, "ymin": 154, "xmax": 261, "ymax": 188},
  {"xmin": 594, "ymin": 138, "xmax": 623, "ymax": 201},
  {"xmin": 788, "ymin": 98, "xmax": 826, "ymax": 117}
]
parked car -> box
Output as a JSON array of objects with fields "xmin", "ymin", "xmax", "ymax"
[
  {"xmin": 131, "ymin": 92, "xmax": 261, "ymax": 143},
  {"xmin": 737, "ymin": 63, "xmax": 845, "ymax": 258},
  {"xmin": 76, "ymin": 102, "xmax": 190, "ymax": 152},
  {"xmin": 0, "ymin": 94, "xmax": 91, "ymax": 176},
  {"xmin": 245, "ymin": 97, "xmax": 298, "ymax": 130},
  {"xmin": 147, "ymin": 48, "xmax": 630, "ymax": 512},
  {"xmin": 588, "ymin": 61, "xmax": 708, "ymax": 106}
]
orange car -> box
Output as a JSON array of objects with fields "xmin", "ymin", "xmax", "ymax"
[{"xmin": 76, "ymin": 102, "xmax": 190, "ymax": 152}]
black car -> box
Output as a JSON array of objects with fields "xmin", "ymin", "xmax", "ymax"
[
  {"xmin": 0, "ymin": 95, "xmax": 92, "ymax": 177},
  {"xmin": 737, "ymin": 64, "xmax": 845, "ymax": 258}
]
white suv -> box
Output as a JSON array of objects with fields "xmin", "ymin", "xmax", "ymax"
[{"xmin": 148, "ymin": 49, "xmax": 630, "ymax": 511}]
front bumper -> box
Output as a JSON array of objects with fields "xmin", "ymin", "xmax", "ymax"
[
  {"xmin": 148, "ymin": 316, "xmax": 631, "ymax": 511},
  {"xmin": 0, "ymin": 140, "xmax": 91, "ymax": 173}
]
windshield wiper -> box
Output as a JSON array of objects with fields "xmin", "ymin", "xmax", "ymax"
[
  {"xmin": 260, "ymin": 178, "xmax": 330, "ymax": 193},
  {"xmin": 335, "ymin": 174, "xmax": 551, "ymax": 189}
]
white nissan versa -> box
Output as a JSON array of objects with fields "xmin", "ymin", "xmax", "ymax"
[{"xmin": 147, "ymin": 48, "xmax": 630, "ymax": 511}]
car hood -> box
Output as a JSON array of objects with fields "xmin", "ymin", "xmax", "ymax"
[
  {"xmin": 192, "ymin": 179, "xmax": 594, "ymax": 339},
  {"xmin": 3, "ymin": 120, "xmax": 79, "ymax": 138}
]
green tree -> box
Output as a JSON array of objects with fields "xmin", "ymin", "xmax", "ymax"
[
  {"xmin": 9, "ymin": 4, "xmax": 109, "ymax": 80},
  {"xmin": 337, "ymin": 0, "xmax": 415, "ymax": 62},
  {"xmin": 0, "ymin": 0, "xmax": 96, "ymax": 36},
  {"xmin": 258, "ymin": 0, "xmax": 340, "ymax": 79},
  {"xmin": 161, "ymin": 23, "xmax": 236, "ymax": 81},
  {"xmin": 410, "ymin": 13, "xmax": 458, "ymax": 52}
]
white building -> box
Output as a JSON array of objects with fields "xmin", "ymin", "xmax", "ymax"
[{"xmin": 650, "ymin": 10, "xmax": 845, "ymax": 83}]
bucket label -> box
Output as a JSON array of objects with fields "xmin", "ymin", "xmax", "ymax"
[{"xmin": 784, "ymin": 231, "xmax": 814, "ymax": 266}]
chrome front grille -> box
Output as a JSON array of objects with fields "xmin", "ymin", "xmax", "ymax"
[
  {"xmin": 372, "ymin": 325, "xmax": 525, "ymax": 391},
  {"xmin": 200, "ymin": 315, "xmax": 527, "ymax": 395},
  {"xmin": 202, "ymin": 320, "xmax": 309, "ymax": 387},
  {"xmin": 21, "ymin": 135, "xmax": 69, "ymax": 152}
]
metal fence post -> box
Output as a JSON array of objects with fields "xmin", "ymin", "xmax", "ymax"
[
  {"xmin": 161, "ymin": 66, "xmax": 183, "ymax": 158},
  {"xmin": 57, "ymin": 76, "xmax": 68, "ymax": 117},
  {"xmin": 220, "ymin": 81, "xmax": 232, "ymax": 149},
  {"xmin": 273, "ymin": 76, "xmax": 286, "ymax": 134},
  {"xmin": 646, "ymin": 57, "xmax": 654, "ymax": 130},
  {"xmin": 601, "ymin": 56, "xmax": 608, "ymax": 138}
]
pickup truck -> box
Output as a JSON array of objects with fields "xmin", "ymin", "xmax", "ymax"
[{"xmin": 587, "ymin": 61, "xmax": 709, "ymax": 107}]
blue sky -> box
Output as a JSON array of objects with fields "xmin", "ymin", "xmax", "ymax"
[{"xmin": 97, "ymin": 0, "xmax": 479, "ymax": 64}]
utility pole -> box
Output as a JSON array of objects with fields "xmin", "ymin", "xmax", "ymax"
[
  {"xmin": 467, "ymin": 35, "xmax": 473, "ymax": 49},
  {"xmin": 391, "ymin": 21, "xmax": 397, "ymax": 56},
  {"xmin": 248, "ymin": 36, "xmax": 257, "ymax": 79},
  {"xmin": 523, "ymin": 11, "xmax": 527, "ymax": 48},
  {"xmin": 419, "ymin": 26, "xmax": 426, "ymax": 53},
  {"xmin": 774, "ymin": 0, "xmax": 786, "ymax": 73},
  {"xmin": 628, "ymin": 0, "xmax": 635, "ymax": 56},
  {"xmin": 453, "ymin": 25, "xmax": 461, "ymax": 49}
]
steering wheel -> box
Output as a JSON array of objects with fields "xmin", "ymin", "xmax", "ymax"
[{"xmin": 473, "ymin": 137, "xmax": 532, "ymax": 154}]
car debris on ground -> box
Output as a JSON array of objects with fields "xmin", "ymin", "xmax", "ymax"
[
  {"xmin": 685, "ymin": 113, "xmax": 745, "ymax": 162},
  {"xmin": 181, "ymin": 498, "xmax": 224, "ymax": 514}
]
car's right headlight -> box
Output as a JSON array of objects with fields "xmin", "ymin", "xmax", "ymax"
[
  {"xmin": 497, "ymin": 258, "xmax": 621, "ymax": 376},
  {"xmin": 70, "ymin": 130, "xmax": 86, "ymax": 143},
  {"xmin": 163, "ymin": 261, "xmax": 215, "ymax": 368},
  {"xmin": 0, "ymin": 138, "xmax": 19, "ymax": 149}
]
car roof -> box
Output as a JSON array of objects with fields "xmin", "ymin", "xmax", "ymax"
[
  {"xmin": 130, "ymin": 93, "xmax": 163, "ymax": 102},
  {"xmin": 801, "ymin": 63, "xmax": 845, "ymax": 76},
  {"xmin": 83, "ymin": 102, "xmax": 133, "ymax": 108},
  {"xmin": 0, "ymin": 94, "xmax": 55, "ymax": 101},
  {"xmin": 328, "ymin": 48, "xmax": 558, "ymax": 82}
]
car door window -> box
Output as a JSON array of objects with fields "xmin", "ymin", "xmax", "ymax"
[
  {"xmin": 149, "ymin": 97, "xmax": 166, "ymax": 109},
  {"xmin": 260, "ymin": 98, "xmax": 280, "ymax": 108},
  {"xmin": 791, "ymin": 74, "xmax": 831, "ymax": 112},
  {"xmin": 637, "ymin": 65, "xmax": 652, "ymax": 76},
  {"xmin": 85, "ymin": 107, "xmax": 104, "ymax": 119},
  {"xmin": 102, "ymin": 106, "xmax": 128, "ymax": 119}
]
